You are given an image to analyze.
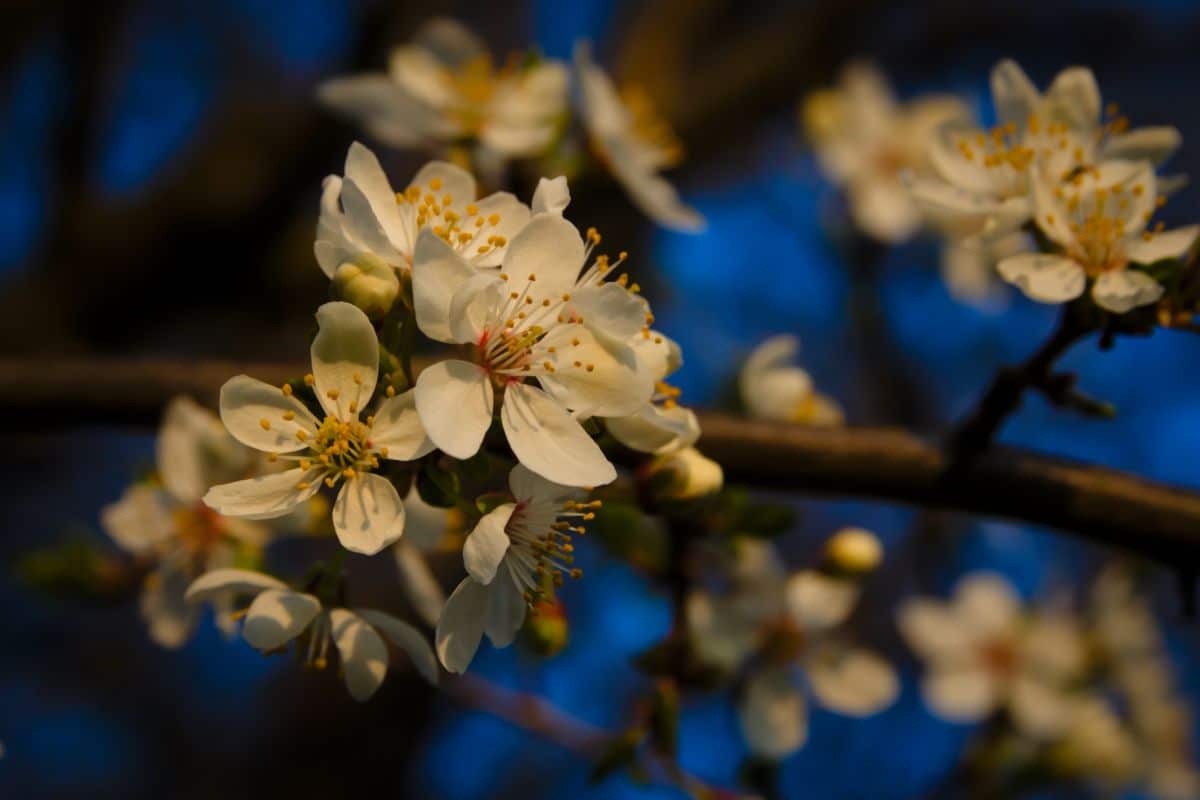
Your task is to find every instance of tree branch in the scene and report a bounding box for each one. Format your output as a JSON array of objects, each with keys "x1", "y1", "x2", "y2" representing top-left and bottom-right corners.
[{"x1": 3, "y1": 357, "x2": 1199, "y2": 565}]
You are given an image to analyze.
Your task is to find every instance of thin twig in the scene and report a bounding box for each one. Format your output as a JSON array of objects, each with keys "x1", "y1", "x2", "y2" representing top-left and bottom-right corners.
[
  {"x1": 949, "y1": 306, "x2": 1094, "y2": 460},
  {"x1": 2, "y1": 357, "x2": 1199, "y2": 565}
]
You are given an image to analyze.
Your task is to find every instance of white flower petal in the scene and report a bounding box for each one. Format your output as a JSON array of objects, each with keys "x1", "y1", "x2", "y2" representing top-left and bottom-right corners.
[
  {"x1": 185, "y1": 567, "x2": 289, "y2": 605},
  {"x1": 329, "y1": 608, "x2": 389, "y2": 701},
  {"x1": 311, "y1": 302, "x2": 379, "y2": 420},
  {"x1": 1125, "y1": 225, "x2": 1199, "y2": 265},
  {"x1": 990, "y1": 59, "x2": 1040, "y2": 128},
  {"x1": 463, "y1": 504, "x2": 515, "y2": 585},
  {"x1": 402, "y1": 485, "x2": 451, "y2": 552},
  {"x1": 569, "y1": 283, "x2": 648, "y2": 345},
  {"x1": 317, "y1": 75, "x2": 440, "y2": 148},
  {"x1": 412, "y1": 17, "x2": 487, "y2": 65},
  {"x1": 507, "y1": 462, "x2": 579, "y2": 507},
  {"x1": 157, "y1": 396, "x2": 246, "y2": 503},
  {"x1": 435, "y1": 577, "x2": 489, "y2": 673},
  {"x1": 1103, "y1": 126, "x2": 1182, "y2": 166},
  {"x1": 393, "y1": 542, "x2": 446, "y2": 627},
  {"x1": 786, "y1": 571, "x2": 858, "y2": 632},
  {"x1": 410, "y1": 160, "x2": 477, "y2": 212},
  {"x1": 997, "y1": 253, "x2": 1086, "y2": 304},
  {"x1": 447, "y1": 273, "x2": 504, "y2": 345},
  {"x1": 414, "y1": 359, "x2": 493, "y2": 459},
  {"x1": 606, "y1": 404, "x2": 700, "y2": 455},
  {"x1": 332, "y1": 473, "x2": 406, "y2": 555},
  {"x1": 897, "y1": 598, "x2": 975, "y2": 665},
  {"x1": 466, "y1": 192, "x2": 532, "y2": 267},
  {"x1": 355, "y1": 608, "x2": 439, "y2": 685},
  {"x1": 1022, "y1": 614, "x2": 1087, "y2": 681},
  {"x1": 606, "y1": 139, "x2": 706, "y2": 232},
  {"x1": 539, "y1": 326, "x2": 651, "y2": 417},
  {"x1": 501, "y1": 382, "x2": 616, "y2": 487},
  {"x1": 203, "y1": 467, "x2": 323, "y2": 520},
  {"x1": 1044, "y1": 66, "x2": 1101, "y2": 130},
  {"x1": 242, "y1": 589, "x2": 322, "y2": 651},
  {"x1": 1092, "y1": 269, "x2": 1164, "y2": 314},
  {"x1": 500, "y1": 214, "x2": 585, "y2": 299},
  {"x1": 954, "y1": 572, "x2": 1021, "y2": 638},
  {"x1": 739, "y1": 667, "x2": 807, "y2": 759},
  {"x1": 849, "y1": 174, "x2": 920, "y2": 244},
  {"x1": 344, "y1": 142, "x2": 410, "y2": 253},
  {"x1": 370, "y1": 389, "x2": 436, "y2": 461},
  {"x1": 1008, "y1": 676, "x2": 1074, "y2": 739},
  {"x1": 922, "y1": 668, "x2": 999, "y2": 723},
  {"x1": 412, "y1": 229, "x2": 479, "y2": 343},
  {"x1": 204, "y1": 465, "x2": 324, "y2": 522},
  {"x1": 483, "y1": 570, "x2": 527, "y2": 648},
  {"x1": 101, "y1": 485, "x2": 175, "y2": 554},
  {"x1": 388, "y1": 45, "x2": 456, "y2": 110},
  {"x1": 141, "y1": 558, "x2": 197, "y2": 649},
  {"x1": 806, "y1": 648, "x2": 899, "y2": 716},
  {"x1": 219, "y1": 375, "x2": 320, "y2": 453},
  {"x1": 532, "y1": 176, "x2": 570, "y2": 215}
]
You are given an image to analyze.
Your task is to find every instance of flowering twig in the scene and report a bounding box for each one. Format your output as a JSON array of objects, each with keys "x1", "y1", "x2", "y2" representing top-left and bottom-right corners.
[
  {"x1": 3, "y1": 357, "x2": 1200, "y2": 565},
  {"x1": 948, "y1": 305, "x2": 1096, "y2": 460},
  {"x1": 443, "y1": 674, "x2": 746, "y2": 799}
]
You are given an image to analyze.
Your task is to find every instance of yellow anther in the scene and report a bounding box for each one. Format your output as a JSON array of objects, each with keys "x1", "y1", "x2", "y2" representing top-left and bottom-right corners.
[
  {"x1": 304, "y1": 374, "x2": 315, "y2": 386},
  {"x1": 281, "y1": 383, "x2": 293, "y2": 396},
  {"x1": 429, "y1": 178, "x2": 443, "y2": 191},
  {"x1": 283, "y1": 411, "x2": 295, "y2": 421},
  {"x1": 466, "y1": 204, "x2": 478, "y2": 216},
  {"x1": 326, "y1": 389, "x2": 340, "y2": 400},
  {"x1": 488, "y1": 213, "x2": 500, "y2": 225},
  {"x1": 260, "y1": 418, "x2": 271, "y2": 431},
  {"x1": 386, "y1": 385, "x2": 396, "y2": 397}
]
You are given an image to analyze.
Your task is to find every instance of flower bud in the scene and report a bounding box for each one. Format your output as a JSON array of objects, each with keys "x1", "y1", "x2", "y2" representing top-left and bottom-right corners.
[
  {"x1": 647, "y1": 447, "x2": 723, "y2": 500},
  {"x1": 825, "y1": 527, "x2": 882, "y2": 574},
  {"x1": 332, "y1": 254, "x2": 399, "y2": 319},
  {"x1": 524, "y1": 598, "x2": 569, "y2": 657}
]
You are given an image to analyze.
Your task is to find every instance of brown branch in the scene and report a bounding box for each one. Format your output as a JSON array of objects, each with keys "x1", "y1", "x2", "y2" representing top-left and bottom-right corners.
[
  {"x1": 3, "y1": 357, "x2": 1200, "y2": 565},
  {"x1": 443, "y1": 674, "x2": 747, "y2": 798}
]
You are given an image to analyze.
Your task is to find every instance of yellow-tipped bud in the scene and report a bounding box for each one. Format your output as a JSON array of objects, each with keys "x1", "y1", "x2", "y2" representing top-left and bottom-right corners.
[
  {"x1": 646, "y1": 447, "x2": 723, "y2": 500},
  {"x1": 825, "y1": 527, "x2": 883, "y2": 574}
]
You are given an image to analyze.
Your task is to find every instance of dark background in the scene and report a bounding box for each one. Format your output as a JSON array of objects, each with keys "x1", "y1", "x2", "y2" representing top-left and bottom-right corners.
[{"x1": 1, "y1": 1, "x2": 1199, "y2": 798}]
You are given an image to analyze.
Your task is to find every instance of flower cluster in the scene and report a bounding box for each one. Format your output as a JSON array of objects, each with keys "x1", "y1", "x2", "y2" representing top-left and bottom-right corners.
[
  {"x1": 899, "y1": 570, "x2": 1200, "y2": 799},
  {"x1": 688, "y1": 531, "x2": 897, "y2": 759},
  {"x1": 102, "y1": 133, "x2": 703, "y2": 694},
  {"x1": 319, "y1": 18, "x2": 704, "y2": 232}
]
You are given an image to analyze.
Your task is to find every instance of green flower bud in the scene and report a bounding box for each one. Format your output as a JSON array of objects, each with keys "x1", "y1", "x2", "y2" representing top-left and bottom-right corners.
[{"x1": 332, "y1": 254, "x2": 399, "y2": 319}]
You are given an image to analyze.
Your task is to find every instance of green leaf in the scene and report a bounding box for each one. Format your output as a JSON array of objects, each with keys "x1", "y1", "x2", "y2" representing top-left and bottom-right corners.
[
  {"x1": 417, "y1": 460, "x2": 461, "y2": 508},
  {"x1": 16, "y1": 536, "x2": 137, "y2": 602},
  {"x1": 474, "y1": 491, "x2": 512, "y2": 516}
]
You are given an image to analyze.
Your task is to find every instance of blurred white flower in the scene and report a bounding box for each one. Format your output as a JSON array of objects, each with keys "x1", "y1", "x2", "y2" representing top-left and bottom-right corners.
[
  {"x1": 939, "y1": 230, "x2": 1030, "y2": 310},
  {"x1": 435, "y1": 465, "x2": 595, "y2": 673},
  {"x1": 187, "y1": 568, "x2": 437, "y2": 700},
  {"x1": 204, "y1": 302, "x2": 435, "y2": 555},
  {"x1": 1050, "y1": 695, "x2": 1141, "y2": 787},
  {"x1": 739, "y1": 335, "x2": 843, "y2": 425},
  {"x1": 101, "y1": 396, "x2": 268, "y2": 649},
  {"x1": 687, "y1": 538, "x2": 897, "y2": 759},
  {"x1": 316, "y1": 143, "x2": 532, "y2": 281},
  {"x1": 411, "y1": 211, "x2": 655, "y2": 487},
  {"x1": 897, "y1": 572, "x2": 1086, "y2": 738},
  {"x1": 804, "y1": 62, "x2": 969, "y2": 243},
  {"x1": 574, "y1": 42, "x2": 704, "y2": 232},
  {"x1": 606, "y1": 332, "x2": 700, "y2": 455},
  {"x1": 911, "y1": 59, "x2": 1182, "y2": 245},
  {"x1": 319, "y1": 18, "x2": 568, "y2": 164},
  {"x1": 997, "y1": 160, "x2": 1197, "y2": 313},
  {"x1": 392, "y1": 485, "x2": 467, "y2": 628}
]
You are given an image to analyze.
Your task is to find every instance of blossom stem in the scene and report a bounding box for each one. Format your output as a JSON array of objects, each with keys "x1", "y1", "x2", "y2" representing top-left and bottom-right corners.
[{"x1": 948, "y1": 305, "x2": 1095, "y2": 462}]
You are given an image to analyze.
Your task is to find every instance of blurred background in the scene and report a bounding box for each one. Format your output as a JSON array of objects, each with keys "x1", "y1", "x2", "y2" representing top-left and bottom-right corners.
[{"x1": 2, "y1": 0, "x2": 1200, "y2": 797}]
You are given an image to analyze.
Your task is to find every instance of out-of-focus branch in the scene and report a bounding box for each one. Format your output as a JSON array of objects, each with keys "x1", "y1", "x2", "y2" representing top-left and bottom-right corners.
[
  {"x1": 2, "y1": 357, "x2": 1200, "y2": 565},
  {"x1": 443, "y1": 674, "x2": 746, "y2": 798}
]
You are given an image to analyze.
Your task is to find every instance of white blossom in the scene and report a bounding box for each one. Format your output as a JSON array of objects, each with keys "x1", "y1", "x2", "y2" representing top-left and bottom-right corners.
[
  {"x1": 804, "y1": 62, "x2": 969, "y2": 243},
  {"x1": 898, "y1": 572, "x2": 1086, "y2": 738},
  {"x1": 687, "y1": 538, "x2": 897, "y2": 759},
  {"x1": 392, "y1": 485, "x2": 463, "y2": 628},
  {"x1": 316, "y1": 143, "x2": 532, "y2": 282},
  {"x1": 411, "y1": 208, "x2": 655, "y2": 487},
  {"x1": 605, "y1": 331, "x2": 700, "y2": 455},
  {"x1": 204, "y1": 302, "x2": 435, "y2": 555},
  {"x1": 319, "y1": 18, "x2": 568, "y2": 164},
  {"x1": 101, "y1": 396, "x2": 270, "y2": 648},
  {"x1": 435, "y1": 465, "x2": 596, "y2": 673},
  {"x1": 186, "y1": 568, "x2": 437, "y2": 700},
  {"x1": 740, "y1": 335, "x2": 843, "y2": 425},
  {"x1": 574, "y1": 42, "x2": 704, "y2": 232},
  {"x1": 997, "y1": 160, "x2": 1197, "y2": 313}
]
